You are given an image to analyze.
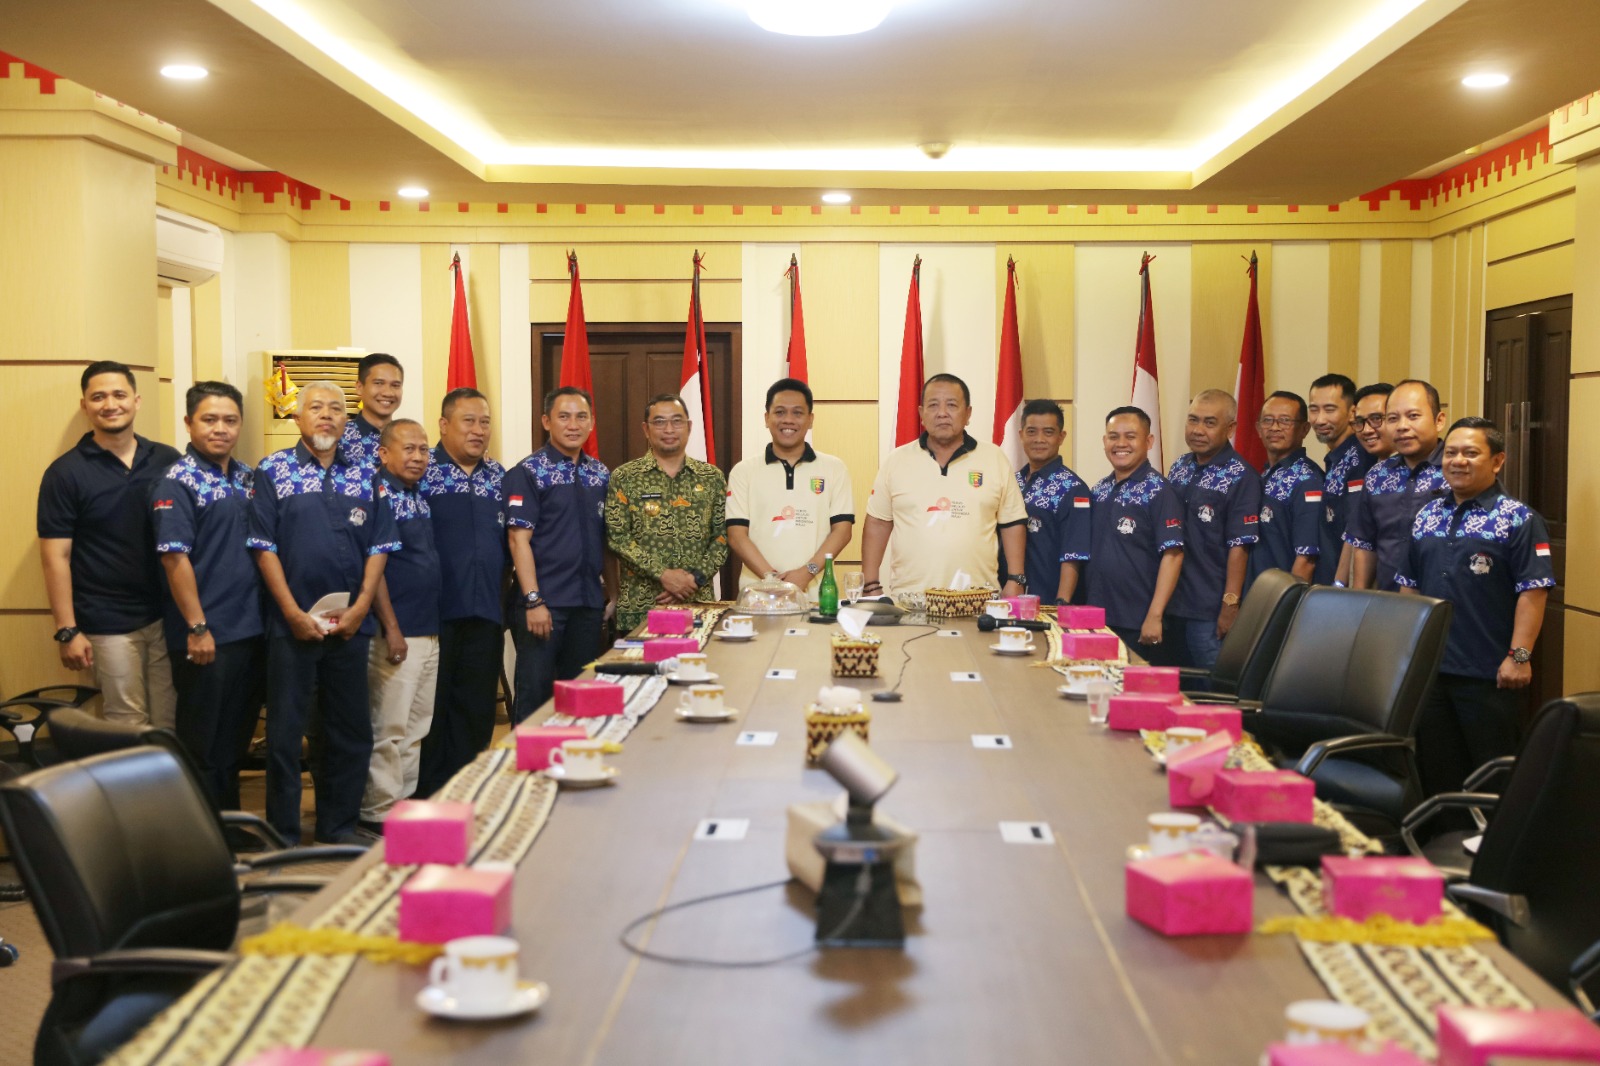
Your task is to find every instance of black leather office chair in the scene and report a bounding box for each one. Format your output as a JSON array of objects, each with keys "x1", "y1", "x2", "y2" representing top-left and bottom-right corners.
[
  {"x1": 1244, "y1": 586, "x2": 1452, "y2": 841},
  {"x1": 1401, "y1": 694, "x2": 1600, "y2": 995},
  {"x1": 0, "y1": 748, "x2": 327, "y2": 1066},
  {"x1": 1179, "y1": 568, "x2": 1307, "y2": 701},
  {"x1": 0, "y1": 686, "x2": 99, "y2": 769}
]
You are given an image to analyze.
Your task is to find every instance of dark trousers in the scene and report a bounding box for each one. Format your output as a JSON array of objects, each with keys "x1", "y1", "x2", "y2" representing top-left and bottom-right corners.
[
  {"x1": 511, "y1": 606, "x2": 605, "y2": 725},
  {"x1": 265, "y1": 634, "x2": 371, "y2": 843},
  {"x1": 418, "y1": 618, "x2": 504, "y2": 795},
  {"x1": 1110, "y1": 620, "x2": 1188, "y2": 668},
  {"x1": 170, "y1": 637, "x2": 264, "y2": 810},
  {"x1": 1416, "y1": 672, "x2": 1526, "y2": 796}
]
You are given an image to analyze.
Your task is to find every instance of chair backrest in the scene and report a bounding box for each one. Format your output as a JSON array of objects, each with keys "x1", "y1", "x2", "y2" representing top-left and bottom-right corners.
[
  {"x1": 48, "y1": 705, "x2": 215, "y2": 808},
  {"x1": 1259, "y1": 587, "x2": 1452, "y2": 736},
  {"x1": 1211, "y1": 569, "x2": 1308, "y2": 699},
  {"x1": 0, "y1": 748, "x2": 240, "y2": 959},
  {"x1": 1469, "y1": 693, "x2": 1600, "y2": 990}
]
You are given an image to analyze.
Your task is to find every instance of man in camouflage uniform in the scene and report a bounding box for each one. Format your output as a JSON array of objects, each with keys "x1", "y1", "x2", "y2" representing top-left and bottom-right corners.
[{"x1": 604, "y1": 394, "x2": 729, "y2": 634}]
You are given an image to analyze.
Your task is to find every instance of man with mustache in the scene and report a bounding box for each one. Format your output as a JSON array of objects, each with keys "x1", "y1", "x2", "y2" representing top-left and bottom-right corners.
[{"x1": 1345, "y1": 379, "x2": 1447, "y2": 591}]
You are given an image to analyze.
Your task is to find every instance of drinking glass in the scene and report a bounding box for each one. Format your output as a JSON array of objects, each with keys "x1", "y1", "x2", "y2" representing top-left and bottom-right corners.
[
  {"x1": 1085, "y1": 680, "x2": 1114, "y2": 725},
  {"x1": 844, "y1": 571, "x2": 865, "y2": 604}
]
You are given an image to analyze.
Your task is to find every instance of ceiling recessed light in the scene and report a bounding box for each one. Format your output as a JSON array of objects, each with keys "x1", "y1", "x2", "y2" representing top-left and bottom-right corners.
[
  {"x1": 821, "y1": 192, "x2": 852, "y2": 205},
  {"x1": 160, "y1": 64, "x2": 209, "y2": 80},
  {"x1": 397, "y1": 186, "x2": 429, "y2": 199},
  {"x1": 1462, "y1": 72, "x2": 1510, "y2": 89},
  {"x1": 748, "y1": 0, "x2": 892, "y2": 37}
]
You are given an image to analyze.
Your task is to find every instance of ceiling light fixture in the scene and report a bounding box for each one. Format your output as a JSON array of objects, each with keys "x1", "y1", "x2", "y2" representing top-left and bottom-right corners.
[
  {"x1": 821, "y1": 192, "x2": 852, "y2": 205},
  {"x1": 1461, "y1": 72, "x2": 1510, "y2": 89},
  {"x1": 160, "y1": 64, "x2": 209, "y2": 80},
  {"x1": 397, "y1": 186, "x2": 429, "y2": 199},
  {"x1": 748, "y1": 0, "x2": 893, "y2": 37}
]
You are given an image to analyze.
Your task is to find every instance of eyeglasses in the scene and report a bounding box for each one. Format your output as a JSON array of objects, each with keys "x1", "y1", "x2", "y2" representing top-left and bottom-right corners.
[
  {"x1": 1257, "y1": 416, "x2": 1304, "y2": 428},
  {"x1": 1356, "y1": 414, "x2": 1386, "y2": 429},
  {"x1": 648, "y1": 417, "x2": 688, "y2": 430}
]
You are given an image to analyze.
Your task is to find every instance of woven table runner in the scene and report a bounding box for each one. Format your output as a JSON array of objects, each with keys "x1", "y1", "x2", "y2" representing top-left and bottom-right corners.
[
  {"x1": 106, "y1": 748, "x2": 555, "y2": 1066},
  {"x1": 1045, "y1": 616, "x2": 1129, "y2": 682}
]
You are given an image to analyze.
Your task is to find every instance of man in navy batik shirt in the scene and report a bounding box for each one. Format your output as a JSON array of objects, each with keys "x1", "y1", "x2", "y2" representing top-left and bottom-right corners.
[
  {"x1": 1013, "y1": 399, "x2": 1091, "y2": 604},
  {"x1": 1249, "y1": 391, "x2": 1322, "y2": 584},
  {"x1": 1345, "y1": 380, "x2": 1447, "y2": 591},
  {"x1": 1306, "y1": 374, "x2": 1377, "y2": 586},
  {"x1": 339, "y1": 352, "x2": 404, "y2": 477}
]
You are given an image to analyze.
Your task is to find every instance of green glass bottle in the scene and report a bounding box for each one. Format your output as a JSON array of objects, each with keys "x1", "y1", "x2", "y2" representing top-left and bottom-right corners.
[{"x1": 817, "y1": 554, "x2": 839, "y2": 618}]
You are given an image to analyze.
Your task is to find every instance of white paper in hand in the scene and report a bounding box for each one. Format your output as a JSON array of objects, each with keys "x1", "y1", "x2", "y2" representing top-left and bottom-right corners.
[
  {"x1": 836, "y1": 606, "x2": 871, "y2": 640},
  {"x1": 308, "y1": 592, "x2": 351, "y2": 633}
]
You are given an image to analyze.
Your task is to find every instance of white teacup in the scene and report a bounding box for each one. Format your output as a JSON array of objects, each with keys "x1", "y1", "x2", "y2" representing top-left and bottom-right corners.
[
  {"x1": 676, "y1": 652, "x2": 710, "y2": 680},
  {"x1": 1065, "y1": 664, "x2": 1103, "y2": 688},
  {"x1": 678, "y1": 683, "x2": 727, "y2": 717},
  {"x1": 548, "y1": 738, "x2": 609, "y2": 780},
  {"x1": 1284, "y1": 1000, "x2": 1370, "y2": 1046},
  {"x1": 429, "y1": 935, "x2": 520, "y2": 1008},
  {"x1": 720, "y1": 615, "x2": 754, "y2": 637},
  {"x1": 998, "y1": 626, "x2": 1035, "y2": 651},
  {"x1": 1147, "y1": 812, "x2": 1202, "y2": 856},
  {"x1": 984, "y1": 599, "x2": 1013, "y2": 619},
  {"x1": 1164, "y1": 726, "x2": 1208, "y2": 755}
]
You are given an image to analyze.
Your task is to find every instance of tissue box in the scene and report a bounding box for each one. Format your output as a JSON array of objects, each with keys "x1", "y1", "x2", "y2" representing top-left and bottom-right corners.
[
  {"x1": 383, "y1": 800, "x2": 473, "y2": 866},
  {"x1": 513, "y1": 724, "x2": 590, "y2": 771},
  {"x1": 1123, "y1": 666, "x2": 1181, "y2": 694},
  {"x1": 1107, "y1": 692, "x2": 1184, "y2": 732},
  {"x1": 804, "y1": 705, "x2": 870, "y2": 766},
  {"x1": 1125, "y1": 851, "x2": 1253, "y2": 936},
  {"x1": 1063, "y1": 633, "x2": 1121, "y2": 660},
  {"x1": 240, "y1": 1052, "x2": 391, "y2": 1066},
  {"x1": 1167, "y1": 732, "x2": 1234, "y2": 808},
  {"x1": 1059, "y1": 605, "x2": 1106, "y2": 629},
  {"x1": 645, "y1": 607, "x2": 694, "y2": 635},
  {"x1": 1167, "y1": 703, "x2": 1243, "y2": 741},
  {"x1": 1211, "y1": 769, "x2": 1315, "y2": 824},
  {"x1": 924, "y1": 586, "x2": 992, "y2": 618},
  {"x1": 1436, "y1": 1006, "x2": 1600, "y2": 1066},
  {"x1": 830, "y1": 633, "x2": 881, "y2": 678},
  {"x1": 553, "y1": 678, "x2": 625, "y2": 717},
  {"x1": 1321, "y1": 856, "x2": 1443, "y2": 924},
  {"x1": 397, "y1": 864, "x2": 513, "y2": 943},
  {"x1": 643, "y1": 637, "x2": 700, "y2": 662},
  {"x1": 1266, "y1": 1044, "x2": 1425, "y2": 1066}
]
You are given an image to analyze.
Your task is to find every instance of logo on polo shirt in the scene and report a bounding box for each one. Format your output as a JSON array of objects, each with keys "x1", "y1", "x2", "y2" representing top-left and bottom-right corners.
[
  {"x1": 1536, "y1": 542, "x2": 1551, "y2": 557},
  {"x1": 1028, "y1": 516, "x2": 1042, "y2": 534},
  {"x1": 349, "y1": 507, "x2": 366, "y2": 527},
  {"x1": 1073, "y1": 496, "x2": 1090, "y2": 509},
  {"x1": 153, "y1": 499, "x2": 174, "y2": 511},
  {"x1": 770, "y1": 505, "x2": 797, "y2": 537},
  {"x1": 968, "y1": 472, "x2": 983, "y2": 488},
  {"x1": 1116, "y1": 517, "x2": 1136, "y2": 535},
  {"x1": 509, "y1": 494, "x2": 524, "y2": 507},
  {"x1": 1242, "y1": 514, "x2": 1258, "y2": 525},
  {"x1": 1326, "y1": 506, "x2": 1335, "y2": 523},
  {"x1": 926, "y1": 497, "x2": 955, "y2": 527},
  {"x1": 811, "y1": 477, "x2": 825, "y2": 494},
  {"x1": 1260, "y1": 505, "x2": 1274, "y2": 524},
  {"x1": 1469, "y1": 552, "x2": 1492, "y2": 575},
  {"x1": 1198, "y1": 504, "x2": 1215, "y2": 524}
]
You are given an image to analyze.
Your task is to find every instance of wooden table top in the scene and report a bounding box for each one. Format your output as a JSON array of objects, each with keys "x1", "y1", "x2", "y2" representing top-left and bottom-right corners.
[{"x1": 303, "y1": 617, "x2": 1567, "y2": 1064}]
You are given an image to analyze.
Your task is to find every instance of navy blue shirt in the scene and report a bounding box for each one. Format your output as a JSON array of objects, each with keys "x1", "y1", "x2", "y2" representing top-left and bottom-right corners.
[
  {"x1": 1014, "y1": 457, "x2": 1092, "y2": 602},
  {"x1": 1314, "y1": 435, "x2": 1376, "y2": 585},
  {"x1": 503, "y1": 443, "x2": 610, "y2": 610},
  {"x1": 1249, "y1": 449, "x2": 1323, "y2": 582},
  {"x1": 151, "y1": 448, "x2": 263, "y2": 650},
  {"x1": 1085, "y1": 462, "x2": 1185, "y2": 631},
  {"x1": 1393, "y1": 488, "x2": 1555, "y2": 679},
  {"x1": 340, "y1": 414, "x2": 384, "y2": 478},
  {"x1": 1344, "y1": 442, "x2": 1447, "y2": 591},
  {"x1": 419, "y1": 446, "x2": 507, "y2": 625},
  {"x1": 376, "y1": 468, "x2": 441, "y2": 637},
  {"x1": 37, "y1": 433, "x2": 183, "y2": 634},
  {"x1": 1166, "y1": 443, "x2": 1261, "y2": 620},
  {"x1": 247, "y1": 441, "x2": 400, "y2": 638}
]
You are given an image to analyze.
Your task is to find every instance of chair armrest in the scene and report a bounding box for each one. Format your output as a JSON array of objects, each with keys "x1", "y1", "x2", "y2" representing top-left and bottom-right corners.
[
  {"x1": 1399, "y1": 792, "x2": 1499, "y2": 857},
  {"x1": 238, "y1": 845, "x2": 367, "y2": 870},
  {"x1": 239, "y1": 875, "x2": 333, "y2": 896},
  {"x1": 14, "y1": 685, "x2": 100, "y2": 707},
  {"x1": 51, "y1": 948, "x2": 232, "y2": 986},
  {"x1": 1182, "y1": 690, "x2": 1240, "y2": 705},
  {"x1": 1463, "y1": 756, "x2": 1516, "y2": 793},
  {"x1": 218, "y1": 810, "x2": 290, "y2": 851},
  {"x1": 1296, "y1": 731, "x2": 1413, "y2": 777},
  {"x1": 1234, "y1": 700, "x2": 1262, "y2": 713},
  {"x1": 0, "y1": 696, "x2": 73, "y2": 719},
  {"x1": 1571, "y1": 937, "x2": 1600, "y2": 1020},
  {"x1": 1447, "y1": 882, "x2": 1529, "y2": 927},
  {"x1": 0, "y1": 705, "x2": 19, "y2": 724}
]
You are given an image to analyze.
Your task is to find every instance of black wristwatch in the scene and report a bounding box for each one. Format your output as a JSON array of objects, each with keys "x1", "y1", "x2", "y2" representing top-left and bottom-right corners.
[
  {"x1": 1509, "y1": 646, "x2": 1532, "y2": 664},
  {"x1": 188, "y1": 622, "x2": 210, "y2": 637},
  {"x1": 1006, "y1": 573, "x2": 1029, "y2": 588},
  {"x1": 53, "y1": 626, "x2": 80, "y2": 644},
  {"x1": 524, "y1": 590, "x2": 545, "y2": 610},
  {"x1": 689, "y1": 570, "x2": 707, "y2": 586}
]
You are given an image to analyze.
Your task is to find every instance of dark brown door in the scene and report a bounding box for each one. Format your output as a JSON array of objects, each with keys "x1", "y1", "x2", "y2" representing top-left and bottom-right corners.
[
  {"x1": 1484, "y1": 297, "x2": 1571, "y2": 713},
  {"x1": 530, "y1": 324, "x2": 744, "y2": 595}
]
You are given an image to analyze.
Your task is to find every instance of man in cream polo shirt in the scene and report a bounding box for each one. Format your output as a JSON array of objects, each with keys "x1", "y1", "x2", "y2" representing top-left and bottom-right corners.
[
  {"x1": 726, "y1": 378, "x2": 855, "y2": 592},
  {"x1": 862, "y1": 374, "x2": 1028, "y2": 597}
]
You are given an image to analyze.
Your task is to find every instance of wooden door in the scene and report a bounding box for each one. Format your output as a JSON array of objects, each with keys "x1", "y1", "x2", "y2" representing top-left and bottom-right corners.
[{"x1": 1484, "y1": 298, "x2": 1571, "y2": 713}]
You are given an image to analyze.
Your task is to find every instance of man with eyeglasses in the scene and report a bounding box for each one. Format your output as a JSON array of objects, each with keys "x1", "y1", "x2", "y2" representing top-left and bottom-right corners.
[
  {"x1": 1345, "y1": 379, "x2": 1448, "y2": 591},
  {"x1": 1249, "y1": 391, "x2": 1322, "y2": 584},
  {"x1": 1165, "y1": 389, "x2": 1260, "y2": 669},
  {"x1": 1307, "y1": 374, "x2": 1376, "y2": 586},
  {"x1": 1353, "y1": 383, "x2": 1395, "y2": 461},
  {"x1": 605, "y1": 394, "x2": 728, "y2": 634}
]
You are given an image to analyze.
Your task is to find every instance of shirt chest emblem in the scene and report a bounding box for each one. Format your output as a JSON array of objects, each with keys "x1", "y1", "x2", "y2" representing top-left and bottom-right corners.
[
  {"x1": 1027, "y1": 516, "x2": 1042, "y2": 534},
  {"x1": 1198, "y1": 504, "x2": 1215, "y2": 524},
  {"x1": 349, "y1": 507, "x2": 366, "y2": 527},
  {"x1": 1326, "y1": 506, "x2": 1335, "y2": 524},
  {"x1": 771, "y1": 505, "x2": 797, "y2": 535},
  {"x1": 1260, "y1": 505, "x2": 1274, "y2": 524},
  {"x1": 1117, "y1": 516, "x2": 1136, "y2": 535},
  {"x1": 811, "y1": 477, "x2": 825, "y2": 494},
  {"x1": 926, "y1": 497, "x2": 958, "y2": 526},
  {"x1": 1469, "y1": 552, "x2": 1492, "y2": 576},
  {"x1": 968, "y1": 471, "x2": 983, "y2": 488}
]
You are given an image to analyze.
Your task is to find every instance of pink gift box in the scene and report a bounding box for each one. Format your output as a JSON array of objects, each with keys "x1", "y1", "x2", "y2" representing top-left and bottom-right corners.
[
  {"x1": 383, "y1": 800, "x2": 473, "y2": 867},
  {"x1": 1062, "y1": 632, "x2": 1120, "y2": 659},
  {"x1": 1125, "y1": 851, "x2": 1253, "y2": 936},
  {"x1": 1123, "y1": 665, "x2": 1181, "y2": 694},
  {"x1": 398, "y1": 864, "x2": 513, "y2": 944},
  {"x1": 1167, "y1": 703, "x2": 1243, "y2": 742},
  {"x1": 1107, "y1": 692, "x2": 1184, "y2": 732},
  {"x1": 241, "y1": 1051, "x2": 391, "y2": 1066},
  {"x1": 1167, "y1": 732, "x2": 1234, "y2": 808},
  {"x1": 553, "y1": 678, "x2": 625, "y2": 717},
  {"x1": 1266, "y1": 1044, "x2": 1425, "y2": 1066},
  {"x1": 514, "y1": 724, "x2": 590, "y2": 771},
  {"x1": 643, "y1": 637, "x2": 700, "y2": 662},
  {"x1": 1211, "y1": 769, "x2": 1315, "y2": 823},
  {"x1": 646, "y1": 608, "x2": 694, "y2": 635},
  {"x1": 1003, "y1": 594, "x2": 1040, "y2": 621},
  {"x1": 1436, "y1": 1006, "x2": 1600, "y2": 1066},
  {"x1": 1059, "y1": 605, "x2": 1105, "y2": 629},
  {"x1": 1321, "y1": 856, "x2": 1443, "y2": 924}
]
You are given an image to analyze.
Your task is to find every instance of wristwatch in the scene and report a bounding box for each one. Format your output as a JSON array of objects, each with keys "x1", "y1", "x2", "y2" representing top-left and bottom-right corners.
[
  {"x1": 1509, "y1": 647, "x2": 1533, "y2": 664},
  {"x1": 53, "y1": 626, "x2": 80, "y2": 644},
  {"x1": 805, "y1": 562, "x2": 821, "y2": 576},
  {"x1": 523, "y1": 590, "x2": 545, "y2": 610},
  {"x1": 1221, "y1": 592, "x2": 1241, "y2": 607},
  {"x1": 187, "y1": 622, "x2": 210, "y2": 637},
  {"x1": 1006, "y1": 573, "x2": 1028, "y2": 588}
]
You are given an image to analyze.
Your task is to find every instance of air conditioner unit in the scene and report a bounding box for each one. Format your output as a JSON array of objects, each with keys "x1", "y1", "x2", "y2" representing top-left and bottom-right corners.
[
  {"x1": 156, "y1": 206, "x2": 224, "y2": 287},
  {"x1": 260, "y1": 350, "x2": 367, "y2": 451}
]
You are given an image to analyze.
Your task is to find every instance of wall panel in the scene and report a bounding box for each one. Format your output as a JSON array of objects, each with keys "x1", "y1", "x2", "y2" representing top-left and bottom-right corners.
[
  {"x1": 802, "y1": 243, "x2": 879, "y2": 402},
  {"x1": 1326, "y1": 241, "x2": 1361, "y2": 379},
  {"x1": 811, "y1": 402, "x2": 878, "y2": 566},
  {"x1": 348, "y1": 242, "x2": 423, "y2": 424},
  {"x1": 739, "y1": 243, "x2": 801, "y2": 454},
  {"x1": 997, "y1": 243, "x2": 1075, "y2": 405},
  {"x1": 1190, "y1": 242, "x2": 1271, "y2": 401},
  {"x1": 1378, "y1": 240, "x2": 1414, "y2": 384},
  {"x1": 1484, "y1": 244, "x2": 1575, "y2": 310},
  {"x1": 289, "y1": 242, "x2": 352, "y2": 350}
]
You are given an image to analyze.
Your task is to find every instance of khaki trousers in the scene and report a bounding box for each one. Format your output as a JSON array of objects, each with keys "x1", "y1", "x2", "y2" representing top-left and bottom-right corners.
[
  {"x1": 87, "y1": 621, "x2": 177, "y2": 729},
  {"x1": 361, "y1": 634, "x2": 440, "y2": 821}
]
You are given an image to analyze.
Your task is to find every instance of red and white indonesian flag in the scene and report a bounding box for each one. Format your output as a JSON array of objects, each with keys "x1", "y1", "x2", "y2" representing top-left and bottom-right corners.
[
  {"x1": 993, "y1": 256, "x2": 1025, "y2": 468},
  {"x1": 1131, "y1": 252, "x2": 1163, "y2": 469},
  {"x1": 681, "y1": 250, "x2": 716, "y2": 463},
  {"x1": 1232, "y1": 250, "x2": 1268, "y2": 471}
]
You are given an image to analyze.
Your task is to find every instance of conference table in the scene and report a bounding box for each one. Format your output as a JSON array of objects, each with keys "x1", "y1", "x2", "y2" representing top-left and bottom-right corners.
[{"x1": 292, "y1": 615, "x2": 1566, "y2": 1064}]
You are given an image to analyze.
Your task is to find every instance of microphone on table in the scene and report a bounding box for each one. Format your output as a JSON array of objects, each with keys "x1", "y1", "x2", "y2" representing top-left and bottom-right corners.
[{"x1": 976, "y1": 614, "x2": 1051, "y2": 633}]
